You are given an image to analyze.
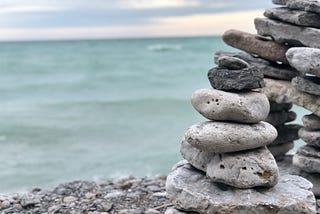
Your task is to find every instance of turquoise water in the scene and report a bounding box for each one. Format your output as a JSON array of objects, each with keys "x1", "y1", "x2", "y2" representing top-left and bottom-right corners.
[{"x1": 0, "y1": 37, "x2": 307, "y2": 192}]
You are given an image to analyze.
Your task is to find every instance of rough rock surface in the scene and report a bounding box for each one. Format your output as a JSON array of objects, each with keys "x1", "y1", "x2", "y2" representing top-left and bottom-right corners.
[
  {"x1": 255, "y1": 18, "x2": 320, "y2": 48},
  {"x1": 264, "y1": 111, "x2": 296, "y2": 126},
  {"x1": 191, "y1": 88, "x2": 269, "y2": 123},
  {"x1": 214, "y1": 51, "x2": 298, "y2": 80},
  {"x1": 207, "y1": 66, "x2": 264, "y2": 90},
  {"x1": 269, "y1": 100, "x2": 292, "y2": 112},
  {"x1": 185, "y1": 121, "x2": 277, "y2": 153},
  {"x1": 273, "y1": 124, "x2": 301, "y2": 145},
  {"x1": 222, "y1": 29, "x2": 289, "y2": 63},
  {"x1": 166, "y1": 162, "x2": 317, "y2": 214},
  {"x1": 273, "y1": 0, "x2": 320, "y2": 14},
  {"x1": 293, "y1": 145, "x2": 320, "y2": 173},
  {"x1": 286, "y1": 47, "x2": 320, "y2": 77},
  {"x1": 299, "y1": 128, "x2": 320, "y2": 147},
  {"x1": 264, "y1": 7, "x2": 320, "y2": 28},
  {"x1": 303, "y1": 114, "x2": 320, "y2": 130},
  {"x1": 268, "y1": 142, "x2": 294, "y2": 158},
  {"x1": 292, "y1": 76, "x2": 320, "y2": 96},
  {"x1": 206, "y1": 147, "x2": 279, "y2": 188},
  {"x1": 261, "y1": 78, "x2": 320, "y2": 117},
  {"x1": 272, "y1": 0, "x2": 287, "y2": 5},
  {"x1": 217, "y1": 56, "x2": 249, "y2": 70}
]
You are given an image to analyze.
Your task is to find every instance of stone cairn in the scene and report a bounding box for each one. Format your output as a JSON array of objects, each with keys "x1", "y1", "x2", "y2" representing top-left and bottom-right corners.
[{"x1": 165, "y1": 0, "x2": 320, "y2": 213}]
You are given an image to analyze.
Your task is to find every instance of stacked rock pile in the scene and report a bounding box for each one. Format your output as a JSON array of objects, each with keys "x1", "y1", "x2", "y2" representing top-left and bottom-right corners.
[{"x1": 165, "y1": 56, "x2": 316, "y2": 213}]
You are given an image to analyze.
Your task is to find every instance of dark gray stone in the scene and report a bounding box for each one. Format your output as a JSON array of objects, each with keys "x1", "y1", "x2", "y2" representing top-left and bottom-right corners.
[
  {"x1": 292, "y1": 76, "x2": 320, "y2": 96},
  {"x1": 272, "y1": 124, "x2": 302, "y2": 145},
  {"x1": 166, "y1": 162, "x2": 317, "y2": 214},
  {"x1": 217, "y1": 56, "x2": 249, "y2": 70},
  {"x1": 207, "y1": 66, "x2": 264, "y2": 91},
  {"x1": 278, "y1": 0, "x2": 320, "y2": 14},
  {"x1": 214, "y1": 51, "x2": 299, "y2": 80},
  {"x1": 269, "y1": 100, "x2": 293, "y2": 112},
  {"x1": 299, "y1": 128, "x2": 320, "y2": 147},
  {"x1": 255, "y1": 18, "x2": 320, "y2": 48},
  {"x1": 268, "y1": 142, "x2": 294, "y2": 159},
  {"x1": 222, "y1": 29, "x2": 289, "y2": 64},
  {"x1": 264, "y1": 7, "x2": 320, "y2": 28},
  {"x1": 293, "y1": 145, "x2": 320, "y2": 173},
  {"x1": 302, "y1": 114, "x2": 320, "y2": 130},
  {"x1": 264, "y1": 111, "x2": 296, "y2": 126}
]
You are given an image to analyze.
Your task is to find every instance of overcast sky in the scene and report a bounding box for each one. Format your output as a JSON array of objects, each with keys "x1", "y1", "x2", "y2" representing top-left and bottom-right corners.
[{"x1": 0, "y1": 0, "x2": 274, "y2": 41}]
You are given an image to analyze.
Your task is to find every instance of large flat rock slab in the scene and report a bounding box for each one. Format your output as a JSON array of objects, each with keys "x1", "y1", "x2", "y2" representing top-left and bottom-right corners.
[
  {"x1": 166, "y1": 162, "x2": 317, "y2": 214},
  {"x1": 261, "y1": 78, "x2": 320, "y2": 117},
  {"x1": 255, "y1": 18, "x2": 320, "y2": 48},
  {"x1": 272, "y1": 0, "x2": 320, "y2": 14},
  {"x1": 222, "y1": 29, "x2": 289, "y2": 63}
]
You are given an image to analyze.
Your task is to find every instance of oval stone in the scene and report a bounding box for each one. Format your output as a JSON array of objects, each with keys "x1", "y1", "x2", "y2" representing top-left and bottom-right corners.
[
  {"x1": 191, "y1": 89, "x2": 270, "y2": 123},
  {"x1": 185, "y1": 121, "x2": 277, "y2": 153}
]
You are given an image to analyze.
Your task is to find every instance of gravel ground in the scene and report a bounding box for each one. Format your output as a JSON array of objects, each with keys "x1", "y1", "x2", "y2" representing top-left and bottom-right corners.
[{"x1": 0, "y1": 175, "x2": 171, "y2": 214}]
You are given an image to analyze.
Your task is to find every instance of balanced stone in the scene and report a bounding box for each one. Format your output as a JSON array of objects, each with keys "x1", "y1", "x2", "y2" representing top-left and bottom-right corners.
[
  {"x1": 222, "y1": 29, "x2": 289, "y2": 63},
  {"x1": 268, "y1": 142, "x2": 294, "y2": 158},
  {"x1": 264, "y1": 7, "x2": 320, "y2": 28},
  {"x1": 272, "y1": 0, "x2": 320, "y2": 14},
  {"x1": 286, "y1": 47, "x2": 320, "y2": 77},
  {"x1": 302, "y1": 114, "x2": 320, "y2": 130},
  {"x1": 262, "y1": 78, "x2": 320, "y2": 117},
  {"x1": 191, "y1": 89, "x2": 269, "y2": 123},
  {"x1": 255, "y1": 18, "x2": 320, "y2": 48},
  {"x1": 292, "y1": 76, "x2": 320, "y2": 96},
  {"x1": 166, "y1": 162, "x2": 317, "y2": 214},
  {"x1": 215, "y1": 51, "x2": 298, "y2": 80},
  {"x1": 273, "y1": 124, "x2": 301, "y2": 145},
  {"x1": 206, "y1": 146, "x2": 279, "y2": 188},
  {"x1": 207, "y1": 67, "x2": 264, "y2": 90},
  {"x1": 293, "y1": 145, "x2": 320, "y2": 173},
  {"x1": 299, "y1": 128, "x2": 320, "y2": 147},
  {"x1": 185, "y1": 121, "x2": 277, "y2": 153},
  {"x1": 217, "y1": 56, "x2": 249, "y2": 70},
  {"x1": 269, "y1": 100, "x2": 292, "y2": 112},
  {"x1": 264, "y1": 111, "x2": 296, "y2": 126}
]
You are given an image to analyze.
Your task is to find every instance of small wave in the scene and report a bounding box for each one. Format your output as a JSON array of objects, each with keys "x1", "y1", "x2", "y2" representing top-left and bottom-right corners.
[{"x1": 147, "y1": 44, "x2": 182, "y2": 52}]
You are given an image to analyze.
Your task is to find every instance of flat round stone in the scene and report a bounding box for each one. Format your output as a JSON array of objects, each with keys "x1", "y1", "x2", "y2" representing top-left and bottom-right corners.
[
  {"x1": 302, "y1": 114, "x2": 320, "y2": 130},
  {"x1": 293, "y1": 145, "x2": 320, "y2": 173},
  {"x1": 185, "y1": 121, "x2": 277, "y2": 153},
  {"x1": 206, "y1": 146, "x2": 279, "y2": 188},
  {"x1": 191, "y1": 89, "x2": 269, "y2": 123},
  {"x1": 299, "y1": 128, "x2": 320, "y2": 147},
  {"x1": 166, "y1": 162, "x2": 316, "y2": 214},
  {"x1": 217, "y1": 56, "x2": 249, "y2": 70}
]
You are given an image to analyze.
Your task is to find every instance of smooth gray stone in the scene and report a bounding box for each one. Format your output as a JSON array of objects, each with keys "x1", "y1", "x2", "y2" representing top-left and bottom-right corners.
[
  {"x1": 269, "y1": 100, "x2": 293, "y2": 112},
  {"x1": 293, "y1": 145, "x2": 320, "y2": 173},
  {"x1": 222, "y1": 29, "x2": 289, "y2": 64},
  {"x1": 287, "y1": 47, "x2": 320, "y2": 77},
  {"x1": 207, "y1": 67, "x2": 264, "y2": 91},
  {"x1": 292, "y1": 76, "x2": 320, "y2": 96},
  {"x1": 277, "y1": 0, "x2": 320, "y2": 14},
  {"x1": 264, "y1": 111, "x2": 296, "y2": 126},
  {"x1": 262, "y1": 78, "x2": 320, "y2": 117},
  {"x1": 191, "y1": 89, "x2": 269, "y2": 123},
  {"x1": 214, "y1": 51, "x2": 299, "y2": 80},
  {"x1": 268, "y1": 142, "x2": 294, "y2": 158},
  {"x1": 299, "y1": 128, "x2": 320, "y2": 147},
  {"x1": 166, "y1": 162, "x2": 317, "y2": 214},
  {"x1": 303, "y1": 114, "x2": 320, "y2": 130},
  {"x1": 217, "y1": 56, "x2": 249, "y2": 70},
  {"x1": 264, "y1": 7, "x2": 320, "y2": 28},
  {"x1": 273, "y1": 124, "x2": 302, "y2": 145},
  {"x1": 255, "y1": 18, "x2": 320, "y2": 48},
  {"x1": 180, "y1": 140, "x2": 212, "y2": 172},
  {"x1": 185, "y1": 121, "x2": 277, "y2": 153},
  {"x1": 206, "y1": 147, "x2": 279, "y2": 188}
]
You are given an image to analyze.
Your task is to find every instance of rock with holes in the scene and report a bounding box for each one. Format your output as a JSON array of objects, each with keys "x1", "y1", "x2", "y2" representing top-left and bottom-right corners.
[
  {"x1": 299, "y1": 128, "x2": 320, "y2": 147},
  {"x1": 185, "y1": 121, "x2": 277, "y2": 153},
  {"x1": 303, "y1": 114, "x2": 320, "y2": 130},
  {"x1": 286, "y1": 48, "x2": 320, "y2": 77},
  {"x1": 292, "y1": 76, "x2": 320, "y2": 96},
  {"x1": 293, "y1": 145, "x2": 320, "y2": 173},
  {"x1": 191, "y1": 89, "x2": 270, "y2": 123},
  {"x1": 207, "y1": 66, "x2": 264, "y2": 91},
  {"x1": 166, "y1": 162, "x2": 317, "y2": 214},
  {"x1": 264, "y1": 111, "x2": 296, "y2": 127},
  {"x1": 206, "y1": 146, "x2": 279, "y2": 188}
]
